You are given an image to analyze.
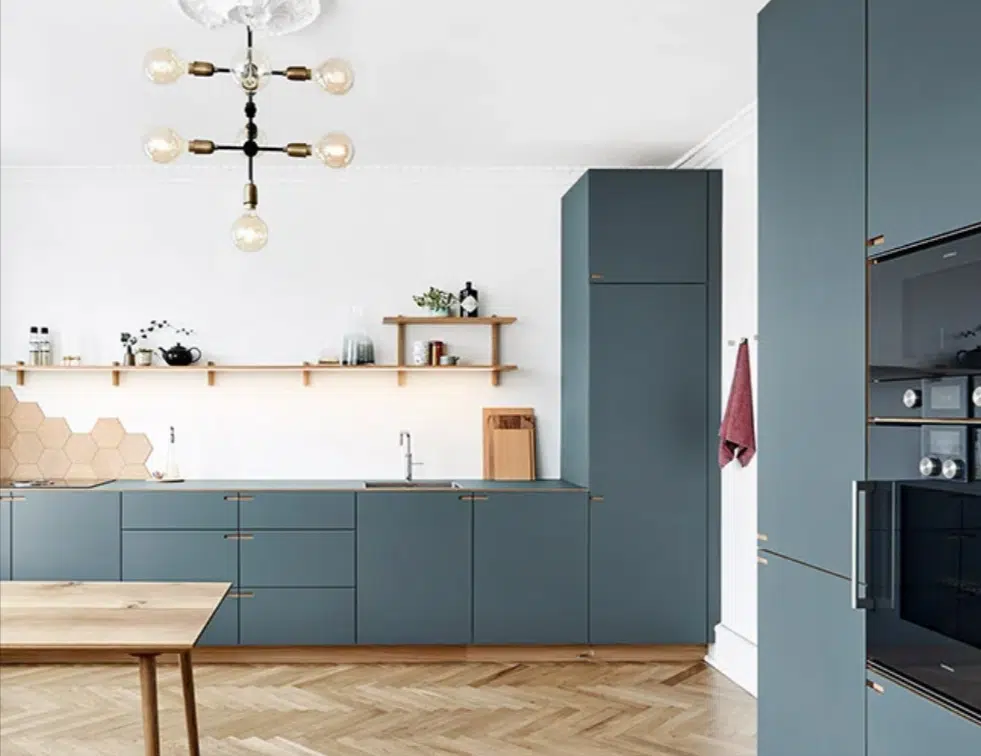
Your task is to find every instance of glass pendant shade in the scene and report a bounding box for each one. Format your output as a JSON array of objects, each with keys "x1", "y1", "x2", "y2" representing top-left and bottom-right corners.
[
  {"x1": 231, "y1": 48, "x2": 272, "y2": 92},
  {"x1": 144, "y1": 48, "x2": 186, "y2": 84},
  {"x1": 314, "y1": 58, "x2": 355, "y2": 94},
  {"x1": 144, "y1": 128, "x2": 186, "y2": 163},
  {"x1": 314, "y1": 132, "x2": 355, "y2": 168},
  {"x1": 232, "y1": 210, "x2": 269, "y2": 252}
]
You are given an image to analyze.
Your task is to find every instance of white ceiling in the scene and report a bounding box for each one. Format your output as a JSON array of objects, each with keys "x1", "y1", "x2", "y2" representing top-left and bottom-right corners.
[{"x1": 0, "y1": 0, "x2": 765, "y2": 167}]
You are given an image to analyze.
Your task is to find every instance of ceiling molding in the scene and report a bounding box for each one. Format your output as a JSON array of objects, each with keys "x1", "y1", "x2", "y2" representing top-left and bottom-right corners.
[{"x1": 671, "y1": 101, "x2": 757, "y2": 170}]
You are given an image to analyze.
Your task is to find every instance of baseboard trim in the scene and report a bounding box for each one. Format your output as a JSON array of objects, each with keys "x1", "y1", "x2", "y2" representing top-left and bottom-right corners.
[
  {"x1": 0, "y1": 644, "x2": 707, "y2": 666},
  {"x1": 705, "y1": 623, "x2": 757, "y2": 697}
]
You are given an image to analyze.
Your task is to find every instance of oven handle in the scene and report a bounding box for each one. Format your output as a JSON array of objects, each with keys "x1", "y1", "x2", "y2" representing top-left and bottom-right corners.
[
  {"x1": 852, "y1": 481, "x2": 873, "y2": 610},
  {"x1": 889, "y1": 486, "x2": 898, "y2": 610}
]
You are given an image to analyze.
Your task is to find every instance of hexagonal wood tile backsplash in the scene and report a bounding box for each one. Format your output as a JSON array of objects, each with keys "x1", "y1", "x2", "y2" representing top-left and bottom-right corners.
[{"x1": 0, "y1": 386, "x2": 152, "y2": 481}]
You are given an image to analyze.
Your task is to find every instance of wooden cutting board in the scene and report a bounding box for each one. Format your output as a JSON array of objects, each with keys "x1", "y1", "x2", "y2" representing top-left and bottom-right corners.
[{"x1": 483, "y1": 407, "x2": 536, "y2": 480}]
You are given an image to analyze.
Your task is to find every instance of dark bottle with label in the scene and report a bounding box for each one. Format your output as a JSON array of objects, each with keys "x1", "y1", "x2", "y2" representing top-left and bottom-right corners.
[{"x1": 459, "y1": 281, "x2": 479, "y2": 318}]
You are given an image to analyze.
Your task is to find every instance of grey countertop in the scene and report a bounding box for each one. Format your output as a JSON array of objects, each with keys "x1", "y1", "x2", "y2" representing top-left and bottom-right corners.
[{"x1": 2, "y1": 479, "x2": 585, "y2": 494}]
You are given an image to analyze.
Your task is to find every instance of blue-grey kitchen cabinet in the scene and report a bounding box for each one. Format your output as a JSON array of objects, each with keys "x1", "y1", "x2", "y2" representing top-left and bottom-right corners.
[
  {"x1": 867, "y1": 0, "x2": 981, "y2": 254},
  {"x1": 758, "y1": 0, "x2": 867, "y2": 579},
  {"x1": 239, "y1": 530, "x2": 355, "y2": 587},
  {"x1": 121, "y1": 529, "x2": 239, "y2": 646},
  {"x1": 357, "y1": 491, "x2": 472, "y2": 645},
  {"x1": 239, "y1": 491, "x2": 355, "y2": 529},
  {"x1": 11, "y1": 491, "x2": 121, "y2": 581},
  {"x1": 758, "y1": 552, "x2": 866, "y2": 756},
  {"x1": 588, "y1": 284, "x2": 709, "y2": 644},
  {"x1": 0, "y1": 496, "x2": 11, "y2": 580},
  {"x1": 239, "y1": 588, "x2": 355, "y2": 646},
  {"x1": 122, "y1": 491, "x2": 237, "y2": 529},
  {"x1": 586, "y1": 170, "x2": 711, "y2": 284},
  {"x1": 472, "y1": 491, "x2": 588, "y2": 644},
  {"x1": 866, "y1": 671, "x2": 981, "y2": 755}
]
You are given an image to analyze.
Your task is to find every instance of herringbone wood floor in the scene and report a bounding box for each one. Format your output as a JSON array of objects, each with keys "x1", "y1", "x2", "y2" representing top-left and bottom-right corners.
[{"x1": 0, "y1": 661, "x2": 756, "y2": 755}]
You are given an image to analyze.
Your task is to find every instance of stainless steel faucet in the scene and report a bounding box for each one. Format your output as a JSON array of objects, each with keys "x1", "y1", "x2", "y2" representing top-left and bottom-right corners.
[{"x1": 400, "y1": 431, "x2": 423, "y2": 481}]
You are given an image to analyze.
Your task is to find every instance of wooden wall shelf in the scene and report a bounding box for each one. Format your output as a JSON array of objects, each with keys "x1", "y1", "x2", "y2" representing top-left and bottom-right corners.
[{"x1": 1, "y1": 362, "x2": 518, "y2": 388}]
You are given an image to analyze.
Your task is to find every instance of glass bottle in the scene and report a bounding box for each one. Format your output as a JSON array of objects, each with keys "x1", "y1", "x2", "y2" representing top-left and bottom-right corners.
[
  {"x1": 28, "y1": 326, "x2": 40, "y2": 366},
  {"x1": 40, "y1": 327, "x2": 52, "y2": 365},
  {"x1": 460, "y1": 281, "x2": 479, "y2": 318},
  {"x1": 165, "y1": 426, "x2": 181, "y2": 480}
]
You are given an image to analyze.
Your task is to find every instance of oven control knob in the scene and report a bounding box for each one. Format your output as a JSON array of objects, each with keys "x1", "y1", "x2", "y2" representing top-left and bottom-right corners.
[
  {"x1": 903, "y1": 389, "x2": 922, "y2": 409},
  {"x1": 973, "y1": 385, "x2": 981, "y2": 408},
  {"x1": 919, "y1": 457, "x2": 942, "y2": 477},
  {"x1": 942, "y1": 458, "x2": 965, "y2": 480}
]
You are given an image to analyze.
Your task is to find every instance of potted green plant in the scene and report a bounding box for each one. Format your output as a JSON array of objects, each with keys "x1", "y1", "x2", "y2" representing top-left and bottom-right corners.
[{"x1": 412, "y1": 287, "x2": 458, "y2": 317}]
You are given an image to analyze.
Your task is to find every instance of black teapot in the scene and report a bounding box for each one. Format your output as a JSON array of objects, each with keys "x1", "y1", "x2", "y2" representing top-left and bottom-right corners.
[
  {"x1": 159, "y1": 343, "x2": 202, "y2": 366},
  {"x1": 956, "y1": 346, "x2": 981, "y2": 369}
]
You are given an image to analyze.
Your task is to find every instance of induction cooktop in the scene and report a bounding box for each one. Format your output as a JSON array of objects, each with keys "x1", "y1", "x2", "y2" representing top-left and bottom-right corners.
[{"x1": 0, "y1": 479, "x2": 115, "y2": 489}]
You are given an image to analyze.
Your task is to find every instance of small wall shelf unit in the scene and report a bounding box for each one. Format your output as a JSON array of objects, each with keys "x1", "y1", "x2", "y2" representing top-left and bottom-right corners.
[{"x1": 1, "y1": 315, "x2": 518, "y2": 388}]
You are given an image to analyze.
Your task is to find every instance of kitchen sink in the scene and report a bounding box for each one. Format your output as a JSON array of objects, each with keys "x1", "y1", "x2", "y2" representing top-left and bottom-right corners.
[{"x1": 363, "y1": 480, "x2": 460, "y2": 489}]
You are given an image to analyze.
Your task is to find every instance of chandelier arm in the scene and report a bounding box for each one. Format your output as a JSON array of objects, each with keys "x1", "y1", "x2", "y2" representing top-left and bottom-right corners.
[
  {"x1": 272, "y1": 67, "x2": 313, "y2": 81},
  {"x1": 213, "y1": 144, "x2": 246, "y2": 152}
]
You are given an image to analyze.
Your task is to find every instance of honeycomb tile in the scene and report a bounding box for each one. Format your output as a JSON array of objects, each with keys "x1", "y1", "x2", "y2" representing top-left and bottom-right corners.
[
  {"x1": 38, "y1": 448, "x2": 71, "y2": 479},
  {"x1": 119, "y1": 434, "x2": 153, "y2": 465},
  {"x1": 90, "y1": 418, "x2": 125, "y2": 448},
  {"x1": 0, "y1": 417, "x2": 15, "y2": 450},
  {"x1": 92, "y1": 447, "x2": 124, "y2": 478},
  {"x1": 65, "y1": 463, "x2": 96, "y2": 480},
  {"x1": 12, "y1": 464, "x2": 41, "y2": 481},
  {"x1": 0, "y1": 386, "x2": 16, "y2": 418},
  {"x1": 65, "y1": 433, "x2": 98, "y2": 464},
  {"x1": 119, "y1": 464, "x2": 150, "y2": 480},
  {"x1": 11, "y1": 433, "x2": 43, "y2": 464},
  {"x1": 10, "y1": 402, "x2": 43, "y2": 432},
  {"x1": 37, "y1": 417, "x2": 71, "y2": 449},
  {"x1": 0, "y1": 449, "x2": 15, "y2": 479}
]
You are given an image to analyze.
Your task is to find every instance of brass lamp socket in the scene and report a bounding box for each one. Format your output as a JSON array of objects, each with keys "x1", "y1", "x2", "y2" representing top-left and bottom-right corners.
[
  {"x1": 188, "y1": 61, "x2": 216, "y2": 77},
  {"x1": 286, "y1": 143, "x2": 313, "y2": 158},
  {"x1": 188, "y1": 140, "x2": 216, "y2": 155},
  {"x1": 285, "y1": 66, "x2": 312, "y2": 81},
  {"x1": 243, "y1": 183, "x2": 259, "y2": 209}
]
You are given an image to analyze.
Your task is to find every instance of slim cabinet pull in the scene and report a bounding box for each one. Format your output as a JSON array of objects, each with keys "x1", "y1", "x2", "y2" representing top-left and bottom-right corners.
[
  {"x1": 228, "y1": 591, "x2": 254, "y2": 599},
  {"x1": 7, "y1": 496, "x2": 26, "y2": 502},
  {"x1": 223, "y1": 533, "x2": 255, "y2": 540},
  {"x1": 867, "y1": 681, "x2": 884, "y2": 694},
  {"x1": 590, "y1": 273, "x2": 604, "y2": 280},
  {"x1": 472, "y1": 495, "x2": 489, "y2": 502},
  {"x1": 590, "y1": 495, "x2": 604, "y2": 503},
  {"x1": 238, "y1": 495, "x2": 254, "y2": 502},
  {"x1": 757, "y1": 556, "x2": 768, "y2": 565},
  {"x1": 458, "y1": 494, "x2": 472, "y2": 501},
  {"x1": 222, "y1": 495, "x2": 238, "y2": 501},
  {"x1": 867, "y1": 235, "x2": 885, "y2": 247}
]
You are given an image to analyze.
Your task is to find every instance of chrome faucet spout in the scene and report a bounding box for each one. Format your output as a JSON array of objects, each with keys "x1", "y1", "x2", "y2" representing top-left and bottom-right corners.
[{"x1": 400, "y1": 431, "x2": 417, "y2": 481}]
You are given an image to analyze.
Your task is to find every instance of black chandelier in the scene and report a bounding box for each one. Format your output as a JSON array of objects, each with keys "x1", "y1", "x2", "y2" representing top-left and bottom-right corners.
[{"x1": 144, "y1": 25, "x2": 354, "y2": 251}]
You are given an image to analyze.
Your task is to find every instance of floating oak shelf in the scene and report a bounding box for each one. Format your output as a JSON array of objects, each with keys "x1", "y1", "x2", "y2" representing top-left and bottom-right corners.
[
  {"x1": 383, "y1": 314, "x2": 518, "y2": 386},
  {"x1": 1, "y1": 362, "x2": 518, "y2": 388}
]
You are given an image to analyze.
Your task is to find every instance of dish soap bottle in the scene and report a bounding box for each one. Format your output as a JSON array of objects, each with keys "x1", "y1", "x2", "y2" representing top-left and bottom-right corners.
[
  {"x1": 459, "y1": 281, "x2": 479, "y2": 318},
  {"x1": 165, "y1": 426, "x2": 181, "y2": 480}
]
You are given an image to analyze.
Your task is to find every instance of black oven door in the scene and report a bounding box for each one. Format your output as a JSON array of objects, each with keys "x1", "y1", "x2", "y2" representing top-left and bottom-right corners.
[
  {"x1": 865, "y1": 480, "x2": 981, "y2": 717},
  {"x1": 868, "y1": 229, "x2": 981, "y2": 381}
]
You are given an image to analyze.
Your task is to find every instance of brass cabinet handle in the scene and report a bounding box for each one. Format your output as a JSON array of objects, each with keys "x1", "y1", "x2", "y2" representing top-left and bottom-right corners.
[
  {"x1": 757, "y1": 556, "x2": 769, "y2": 565},
  {"x1": 757, "y1": 533, "x2": 769, "y2": 542},
  {"x1": 472, "y1": 495, "x2": 489, "y2": 501},
  {"x1": 222, "y1": 495, "x2": 238, "y2": 501},
  {"x1": 227, "y1": 591, "x2": 254, "y2": 599},
  {"x1": 590, "y1": 496, "x2": 604, "y2": 503},
  {"x1": 866, "y1": 680, "x2": 884, "y2": 694},
  {"x1": 223, "y1": 533, "x2": 255, "y2": 540},
  {"x1": 7, "y1": 496, "x2": 26, "y2": 502},
  {"x1": 590, "y1": 273, "x2": 604, "y2": 280},
  {"x1": 238, "y1": 495, "x2": 254, "y2": 502},
  {"x1": 458, "y1": 494, "x2": 472, "y2": 501},
  {"x1": 867, "y1": 235, "x2": 885, "y2": 247}
]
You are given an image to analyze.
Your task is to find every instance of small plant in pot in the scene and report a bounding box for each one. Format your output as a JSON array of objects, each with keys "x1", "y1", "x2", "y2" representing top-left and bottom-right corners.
[{"x1": 412, "y1": 287, "x2": 458, "y2": 317}]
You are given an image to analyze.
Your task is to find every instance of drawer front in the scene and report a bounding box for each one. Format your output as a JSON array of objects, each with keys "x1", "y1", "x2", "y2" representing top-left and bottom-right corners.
[
  {"x1": 122, "y1": 530, "x2": 238, "y2": 583},
  {"x1": 122, "y1": 492, "x2": 237, "y2": 530},
  {"x1": 239, "y1": 491, "x2": 355, "y2": 529},
  {"x1": 0, "y1": 498, "x2": 11, "y2": 580},
  {"x1": 239, "y1": 530, "x2": 354, "y2": 587},
  {"x1": 239, "y1": 588, "x2": 355, "y2": 645}
]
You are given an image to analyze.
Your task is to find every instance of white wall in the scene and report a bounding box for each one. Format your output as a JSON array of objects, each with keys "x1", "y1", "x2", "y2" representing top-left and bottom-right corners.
[
  {"x1": 0, "y1": 165, "x2": 581, "y2": 479},
  {"x1": 677, "y1": 105, "x2": 759, "y2": 695}
]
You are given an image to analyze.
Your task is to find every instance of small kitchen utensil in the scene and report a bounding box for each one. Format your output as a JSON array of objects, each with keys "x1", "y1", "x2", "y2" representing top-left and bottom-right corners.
[{"x1": 158, "y1": 343, "x2": 201, "y2": 366}]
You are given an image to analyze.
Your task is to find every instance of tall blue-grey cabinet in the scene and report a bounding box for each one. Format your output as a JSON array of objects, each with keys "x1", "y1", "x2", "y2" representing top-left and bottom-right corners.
[
  {"x1": 560, "y1": 169, "x2": 721, "y2": 644},
  {"x1": 758, "y1": 0, "x2": 868, "y2": 753},
  {"x1": 867, "y1": 0, "x2": 981, "y2": 254}
]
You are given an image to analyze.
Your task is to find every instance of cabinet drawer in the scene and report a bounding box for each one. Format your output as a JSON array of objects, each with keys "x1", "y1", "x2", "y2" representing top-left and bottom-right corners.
[
  {"x1": 239, "y1": 530, "x2": 354, "y2": 587},
  {"x1": 239, "y1": 588, "x2": 355, "y2": 646},
  {"x1": 123, "y1": 492, "x2": 237, "y2": 529},
  {"x1": 239, "y1": 491, "x2": 354, "y2": 529},
  {"x1": 122, "y1": 530, "x2": 237, "y2": 583}
]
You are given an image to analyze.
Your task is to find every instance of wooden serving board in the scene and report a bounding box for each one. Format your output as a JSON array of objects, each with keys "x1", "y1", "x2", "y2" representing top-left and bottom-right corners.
[{"x1": 483, "y1": 407, "x2": 536, "y2": 480}]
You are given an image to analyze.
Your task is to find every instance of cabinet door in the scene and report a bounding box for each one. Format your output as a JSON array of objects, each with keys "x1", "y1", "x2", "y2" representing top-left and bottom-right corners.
[
  {"x1": 239, "y1": 588, "x2": 355, "y2": 646},
  {"x1": 122, "y1": 530, "x2": 239, "y2": 646},
  {"x1": 12, "y1": 491, "x2": 120, "y2": 581},
  {"x1": 239, "y1": 531, "x2": 354, "y2": 587},
  {"x1": 758, "y1": 552, "x2": 866, "y2": 756},
  {"x1": 758, "y1": 0, "x2": 867, "y2": 577},
  {"x1": 588, "y1": 170, "x2": 708, "y2": 284},
  {"x1": 867, "y1": 672, "x2": 981, "y2": 756},
  {"x1": 473, "y1": 492, "x2": 588, "y2": 644},
  {"x1": 589, "y1": 284, "x2": 708, "y2": 644},
  {"x1": 868, "y1": 0, "x2": 981, "y2": 253},
  {"x1": 357, "y1": 492, "x2": 472, "y2": 645},
  {"x1": 0, "y1": 497, "x2": 11, "y2": 580}
]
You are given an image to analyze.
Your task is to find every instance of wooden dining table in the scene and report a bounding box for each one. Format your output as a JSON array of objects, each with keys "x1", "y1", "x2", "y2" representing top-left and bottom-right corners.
[{"x1": 0, "y1": 580, "x2": 231, "y2": 756}]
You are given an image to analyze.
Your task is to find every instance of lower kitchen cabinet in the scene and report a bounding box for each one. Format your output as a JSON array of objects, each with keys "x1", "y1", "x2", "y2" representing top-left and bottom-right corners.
[
  {"x1": 122, "y1": 529, "x2": 239, "y2": 646},
  {"x1": 239, "y1": 588, "x2": 355, "y2": 646},
  {"x1": 0, "y1": 497, "x2": 11, "y2": 580},
  {"x1": 473, "y1": 491, "x2": 588, "y2": 644},
  {"x1": 11, "y1": 491, "x2": 120, "y2": 581},
  {"x1": 758, "y1": 551, "x2": 866, "y2": 756},
  {"x1": 357, "y1": 492, "x2": 472, "y2": 645},
  {"x1": 867, "y1": 672, "x2": 981, "y2": 756}
]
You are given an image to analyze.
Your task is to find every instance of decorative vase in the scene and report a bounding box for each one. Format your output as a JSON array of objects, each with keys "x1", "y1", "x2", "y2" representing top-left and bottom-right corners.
[{"x1": 427, "y1": 307, "x2": 450, "y2": 317}]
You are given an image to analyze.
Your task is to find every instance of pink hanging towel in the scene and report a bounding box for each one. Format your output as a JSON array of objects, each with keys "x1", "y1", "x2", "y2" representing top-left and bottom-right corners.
[{"x1": 719, "y1": 340, "x2": 756, "y2": 468}]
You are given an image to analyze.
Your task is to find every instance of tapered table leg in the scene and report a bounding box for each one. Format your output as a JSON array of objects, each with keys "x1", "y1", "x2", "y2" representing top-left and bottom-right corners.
[
  {"x1": 179, "y1": 651, "x2": 201, "y2": 756},
  {"x1": 137, "y1": 654, "x2": 161, "y2": 756}
]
